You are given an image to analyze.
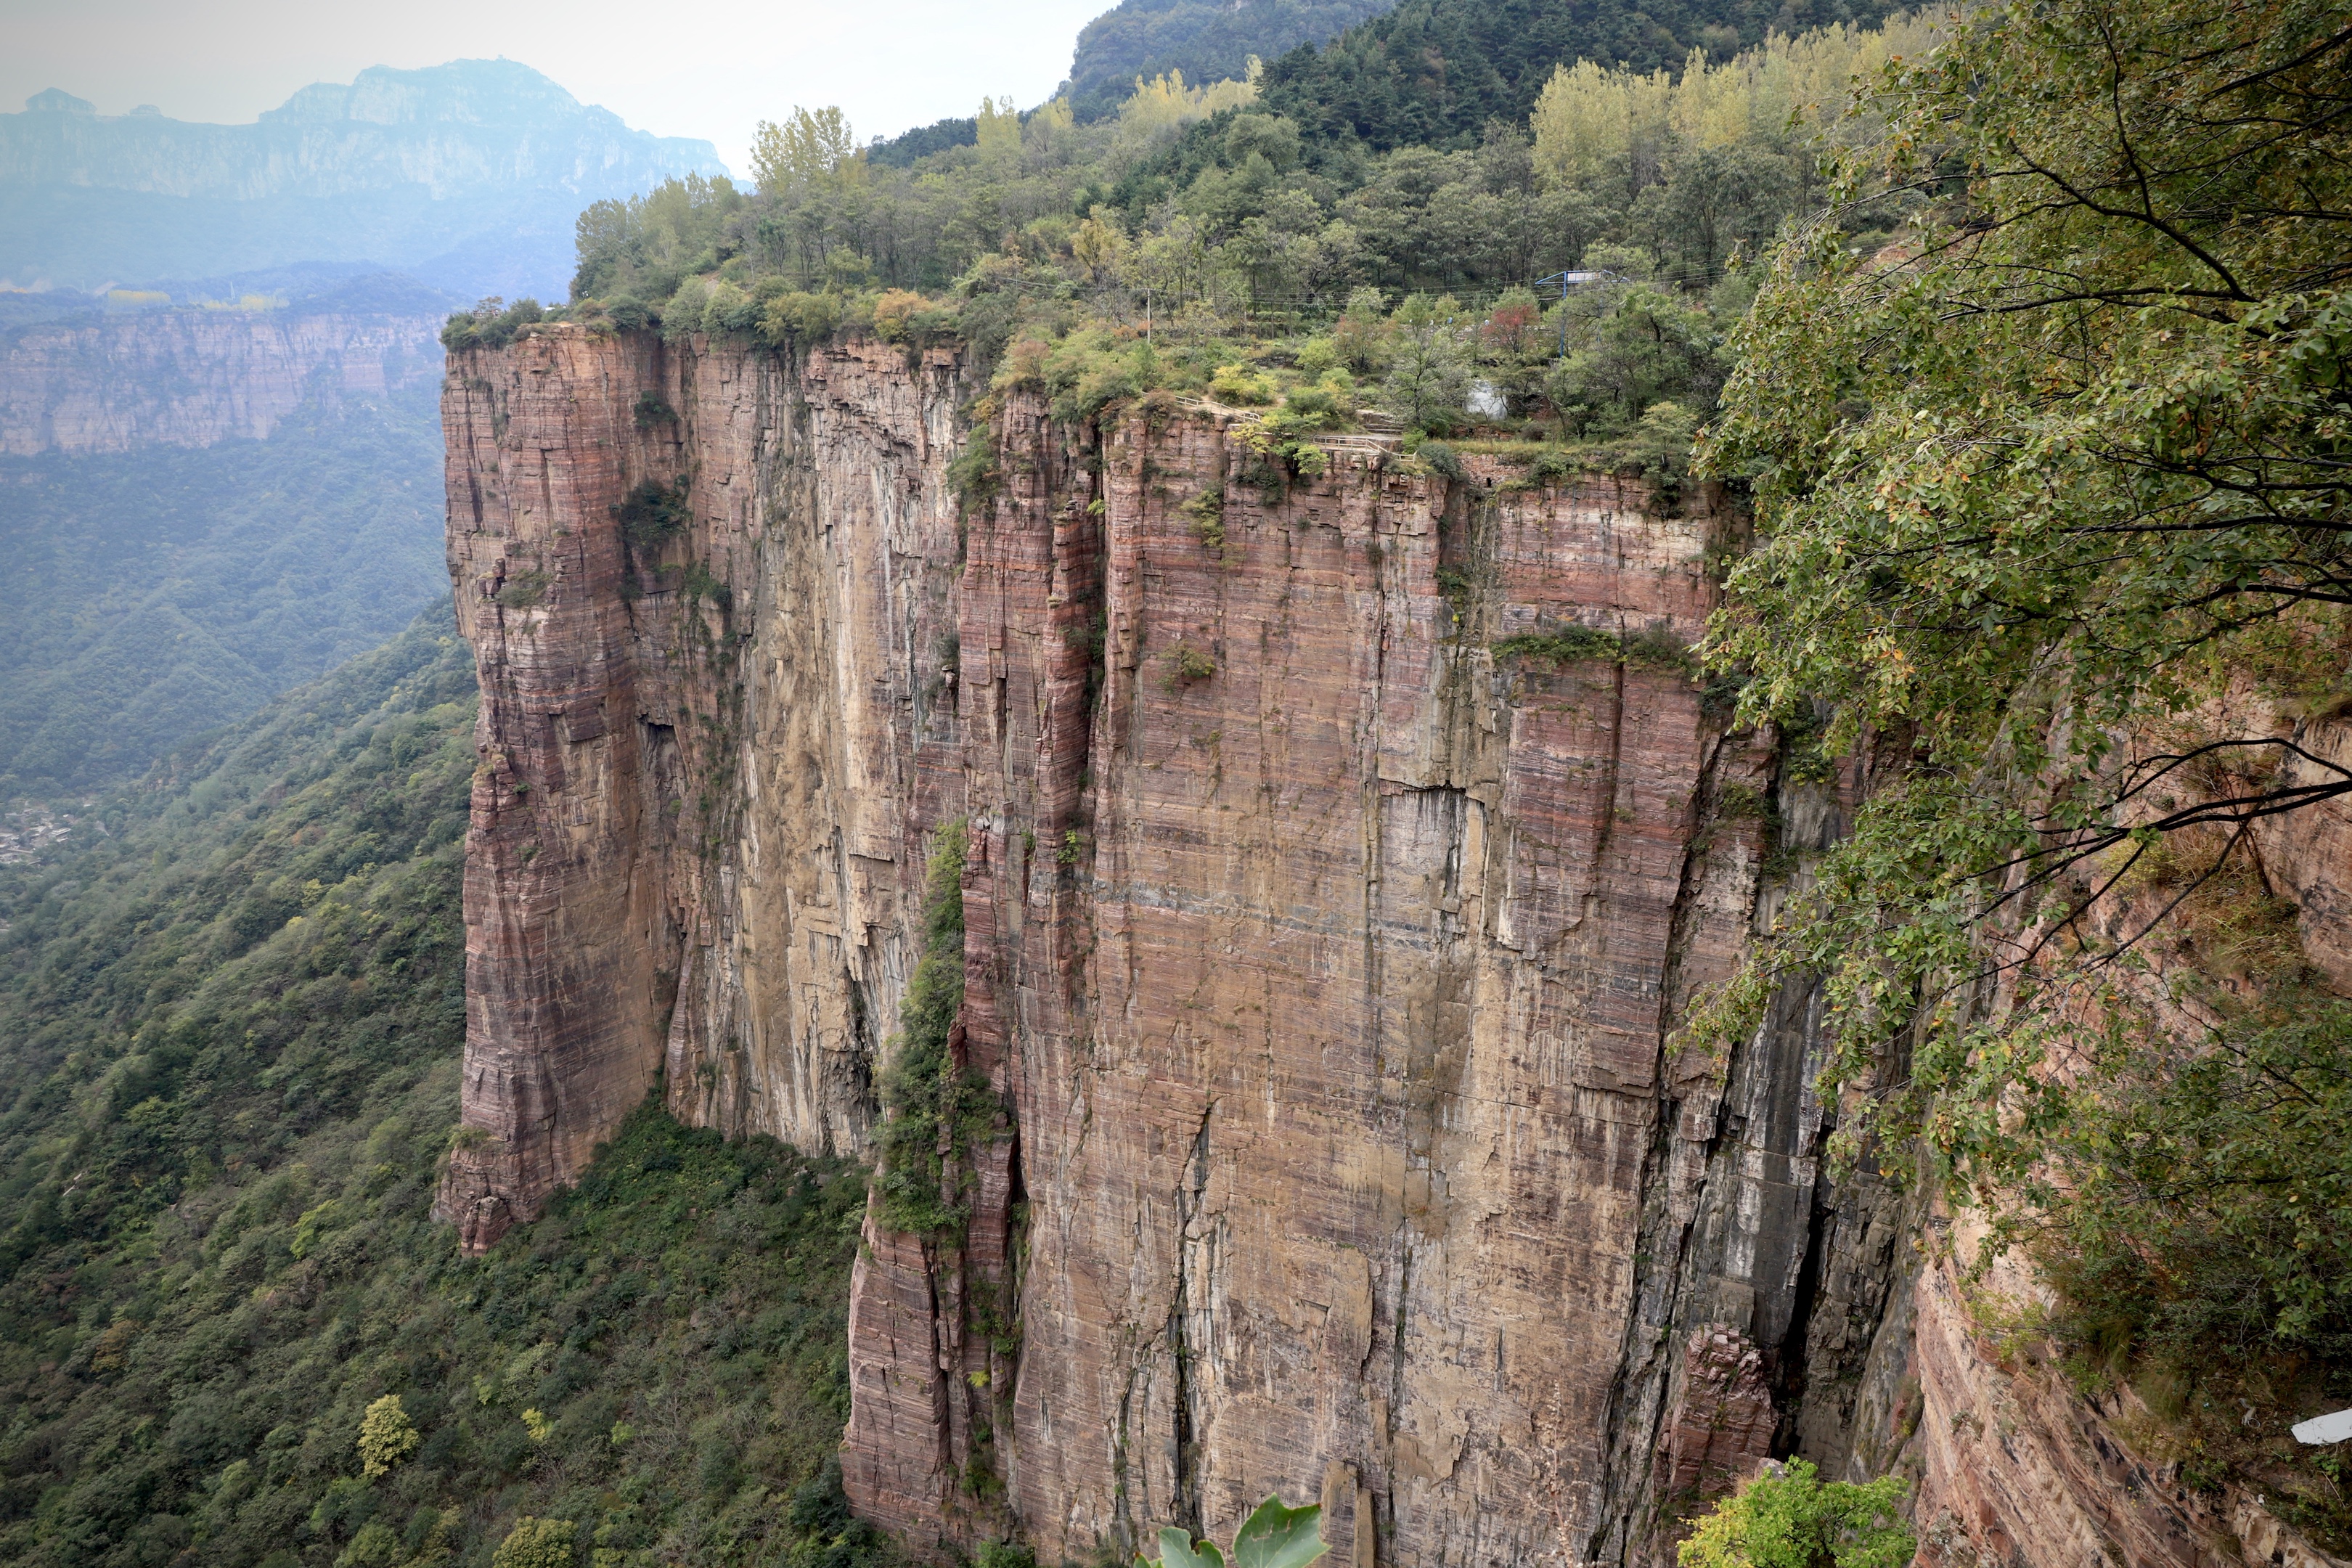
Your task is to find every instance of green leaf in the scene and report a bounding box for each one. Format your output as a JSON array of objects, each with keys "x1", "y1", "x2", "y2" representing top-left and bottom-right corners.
[
  {"x1": 1144, "y1": 1526, "x2": 1225, "y2": 1568},
  {"x1": 1229, "y1": 1498, "x2": 1326, "y2": 1568}
]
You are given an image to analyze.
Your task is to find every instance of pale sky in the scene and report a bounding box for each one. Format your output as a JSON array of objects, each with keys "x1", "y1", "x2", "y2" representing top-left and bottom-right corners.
[{"x1": 1, "y1": 0, "x2": 1112, "y2": 174}]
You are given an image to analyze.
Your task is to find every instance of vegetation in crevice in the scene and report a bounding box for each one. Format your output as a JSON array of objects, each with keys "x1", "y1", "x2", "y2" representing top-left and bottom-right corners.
[
  {"x1": 947, "y1": 430, "x2": 1005, "y2": 511},
  {"x1": 616, "y1": 478, "x2": 693, "y2": 563},
  {"x1": 872, "y1": 823, "x2": 999, "y2": 1240},
  {"x1": 1493, "y1": 621, "x2": 1695, "y2": 674},
  {"x1": 1163, "y1": 643, "x2": 1217, "y2": 691},
  {"x1": 1179, "y1": 486, "x2": 1227, "y2": 555}
]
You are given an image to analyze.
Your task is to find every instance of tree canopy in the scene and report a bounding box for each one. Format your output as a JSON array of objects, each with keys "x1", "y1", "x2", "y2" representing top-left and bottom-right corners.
[
  {"x1": 1697, "y1": 0, "x2": 2352, "y2": 1538},
  {"x1": 1259, "y1": 0, "x2": 1897, "y2": 152}
]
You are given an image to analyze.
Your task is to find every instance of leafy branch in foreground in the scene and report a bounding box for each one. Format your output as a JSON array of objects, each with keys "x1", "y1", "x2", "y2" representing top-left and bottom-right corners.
[
  {"x1": 1689, "y1": 0, "x2": 2352, "y2": 1536},
  {"x1": 1694, "y1": 0, "x2": 2352, "y2": 1189},
  {"x1": 1138, "y1": 1496, "x2": 1326, "y2": 1568}
]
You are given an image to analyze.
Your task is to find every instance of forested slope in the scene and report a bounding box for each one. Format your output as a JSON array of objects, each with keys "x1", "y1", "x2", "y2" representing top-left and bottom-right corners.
[
  {"x1": 1259, "y1": 0, "x2": 1895, "y2": 151},
  {"x1": 1063, "y1": 0, "x2": 1396, "y2": 119},
  {"x1": 0, "y1": 389, "x2": 448, "y2": 796},
  {"x1": 0, "y1": 611, "x2": 878, "y2": 1568}
]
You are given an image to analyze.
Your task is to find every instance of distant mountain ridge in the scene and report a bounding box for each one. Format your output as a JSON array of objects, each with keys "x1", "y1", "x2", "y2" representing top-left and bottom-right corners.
[
  {"x1": 0, "y1": 59, "x2": 729, "y2": 298},
  {"x1": 0, "y1": 270, "x2": 454, "y2": 457}
]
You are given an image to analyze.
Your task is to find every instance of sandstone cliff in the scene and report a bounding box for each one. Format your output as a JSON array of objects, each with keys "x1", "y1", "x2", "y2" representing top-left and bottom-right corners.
[
  {"x1": 436, "y1": 324, "x2": 2338, "y2": 1568},
  {"x1": 0, "y1": 304, "x2": 444, "y2": 455}
]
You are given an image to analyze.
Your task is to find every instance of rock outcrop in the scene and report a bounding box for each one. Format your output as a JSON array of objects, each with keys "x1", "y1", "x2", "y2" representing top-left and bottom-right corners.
[
  {"x1": 434, "y1": 327, "x2": 968, "y2": 1246},
  {"x1": 0, "y1": 305, "x2": 443, "y2": 454},
  {"x1": 436, "y1": 324, "x2": 2335, "y2": 1568}
]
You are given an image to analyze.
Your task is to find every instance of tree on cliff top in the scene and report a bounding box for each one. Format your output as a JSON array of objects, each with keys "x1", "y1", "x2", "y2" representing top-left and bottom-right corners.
[
  {"x1": 547, "y1": 7, "x2": 1937, "y2": 449},
  {"x1": 1701, "y1": 0, "x2": 2352, "y2": 1167},
  {"x1": 1696, "y1": 0, "x2": 2352, "y2": 1537}
]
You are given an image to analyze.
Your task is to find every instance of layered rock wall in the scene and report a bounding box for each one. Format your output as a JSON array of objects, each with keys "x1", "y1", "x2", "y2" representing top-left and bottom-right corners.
[
  {"x1": 0, "y1": 306, "x2": 444, "y2": 454},
  {"x1": 438, "y1": 326, "x2": 2326, "y2": 1567},
  {"x1": 434, "y1": 327, "x2": 963, "y2": 1246}
]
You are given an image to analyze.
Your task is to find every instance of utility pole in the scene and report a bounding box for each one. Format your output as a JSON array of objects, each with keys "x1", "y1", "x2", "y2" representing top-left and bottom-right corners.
[{"x1": 1532, "y1": 270, "x2": 1628, "y2": 359}]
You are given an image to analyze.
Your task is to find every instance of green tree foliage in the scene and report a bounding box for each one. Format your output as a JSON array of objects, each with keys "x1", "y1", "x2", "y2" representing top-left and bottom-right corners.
[
  {"x1": 552, "y1": 9, "x2": 1925, "y2": 441},
  {"x1": 438, "y1": 297, "x2": 546, "y2": 351},
  {"x1": 2048, "y1": 997, "x2": 2352, "y2": 1371},
  {"x1": 1700, "y1": 0, "x2": 2352, "y2": 1181},
  {"x1": 357, "y1": 1396, "x2": 420, "y2": 1479},
  {"x1": 1695, "y1": 0, "x2": 2352, "y2": 1538},
  {"x1": 489, "y1": 1517, "x2": 573, "y2": 1568},
  {"x1": 615, "y1": 478, "x2": 693, "y2": 559},
  {"x1": 1543, "y1": 283, "x2": 1724, "y2": 433},
  {"x1": 1677, "y1": 1460, "x2": 1912, "y2": 1568},
  {"x1": 1527, "y1": 18, "x2": 1935, "y2": 280},
  {"x1": 569, "y1": 174, "x2": 746, "y2": 314},
  {"x1": 867, "y1": 116, "x2": 984, "y2": 170},
  {"x1": 1380, "y1": 293, "x2": 1472, "y2": 430},
  {"x1": 753, "y1": 107, "x2": 866, "y2": 195},
  {"x1": 0, "y1": 390, "x2": 446, "y2": 796},
  {"x1": 1066, "y1": 0, "x2": 1394, "y2": 122},
  {"x1": 1258, "y1": 0, "x2": 1894, "y2": 154},
  {"x1": 0, "y1": 611, "x2": 884, "y2": 1568}
]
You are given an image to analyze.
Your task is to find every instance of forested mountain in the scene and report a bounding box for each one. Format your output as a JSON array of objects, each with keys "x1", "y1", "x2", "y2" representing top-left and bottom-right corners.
[
  {"x1": 0, "y1": 61, "x2": 727, "y2": 298},
  {"x1": 1259, "y1": 0, "x2": 1898, "y2": 150},
  {"x1": 0, "y1": 611, "x2": 877, "y2": 1568},
  {"x1": 1063, "y1": 0, "x2": 1397, "y2": 120},
  {"x1": 0, "y1": 389, "x2": 446, "y2": 796}
]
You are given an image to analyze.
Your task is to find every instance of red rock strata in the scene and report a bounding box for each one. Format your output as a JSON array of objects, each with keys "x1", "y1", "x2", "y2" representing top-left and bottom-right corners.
[{"x1": 438, "y1": 324, "x2": 2340, "y2": 1568}]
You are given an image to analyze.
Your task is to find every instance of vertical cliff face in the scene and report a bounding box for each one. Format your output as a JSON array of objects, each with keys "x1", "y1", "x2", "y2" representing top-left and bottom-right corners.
[
  {"x1": 440, "y1": 327, "x2": 2314, "y2": 1567},
  {"x1": 435, "y1": 327, "x2": 965, "y2": 1247},
  {"x1": 840, "y1": 394, "x2": 1826, "y2": 1568},
  {"x1": 0, "y1": 306, "x2": 445, "y2": 455}
]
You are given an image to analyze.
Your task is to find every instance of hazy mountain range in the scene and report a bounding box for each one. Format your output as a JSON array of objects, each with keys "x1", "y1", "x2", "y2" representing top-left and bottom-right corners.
[{"x1": 0, "y1": 59, "x2": 728, "y2": 300}]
